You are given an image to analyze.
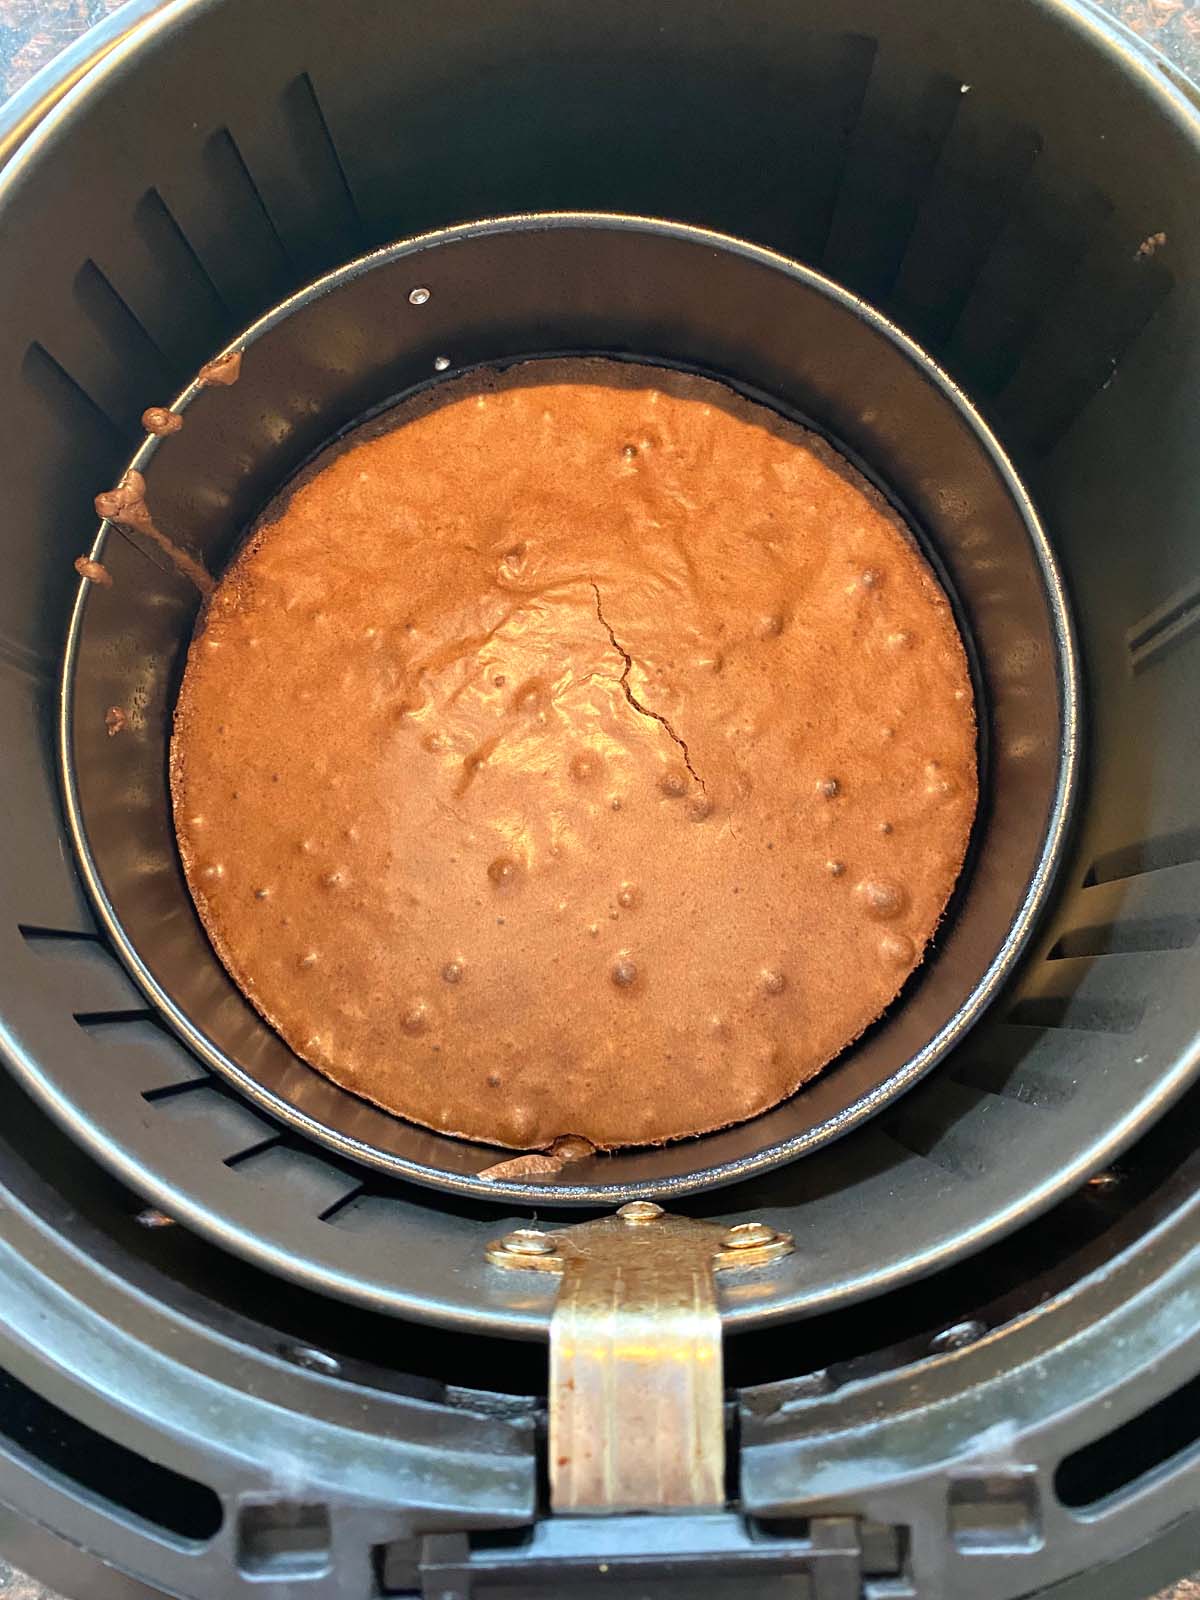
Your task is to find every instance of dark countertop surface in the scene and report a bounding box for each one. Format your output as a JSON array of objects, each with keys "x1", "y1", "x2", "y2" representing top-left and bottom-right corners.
[{"x1": 0, "y1": 1, "x2": 1197, "y2": 1598}]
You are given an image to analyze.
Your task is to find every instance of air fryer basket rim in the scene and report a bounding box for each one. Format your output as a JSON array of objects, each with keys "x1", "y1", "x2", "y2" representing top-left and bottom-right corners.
[
  {"x1": 0, "y1": 0, "x2": 1194, "y2": 1343},
  {"x1": 59, "y1": 211, "x2": 1080, "y2": 1205},
  {"x1": 5, "y1": 0, "x2": 1199, "y2": 197}
]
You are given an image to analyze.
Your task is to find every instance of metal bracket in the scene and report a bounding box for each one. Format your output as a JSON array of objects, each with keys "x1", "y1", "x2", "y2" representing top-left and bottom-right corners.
[{"x1": 487, "y1": 1202, "x2": 793, "y2": 1513}]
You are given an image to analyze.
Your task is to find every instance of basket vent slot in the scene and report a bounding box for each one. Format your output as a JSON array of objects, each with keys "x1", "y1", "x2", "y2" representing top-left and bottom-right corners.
[
  {"x1": 18, "y1": 924, "x2": 100, "y2": 944},
  {"x1": 0, "y1": 1364, "x2": 222, "y2": 1542},
  {"x1": 143, "y1": 128, "x2": 297, "y2": 335},
  {"x1": 1126, "y1": 577, "x2": 1200, "y2": 674},
  {"x1": 74, "y1": 1006, "x2": 159, "y2": 1029},
  {"x1": 821, "y1": 58, "x2": 963, "y2": 304},
  {"x1": 880, "y1": 1079, "x2": 1044, "y2": 1179},
  {"x1": 945, "y1": 171, "x2": 1110, "y2": 399},
  {"x1": 68, "y1": 260, "x2": 174, "y2": 433},
  {"x1": 776, "y1": 32, "x2": 879, "y2": 264},
  {"x1": 994, "y1": 224, "x2": 1173, "y2": 456},
  {"x1": 950, "y1": 1034, "x2": 1081, "y2": 1109},
  {"x1": 114, "y1": 188, "x2": 230, "y2": 368},
  {"x1": 887, "y1": 102, "x2": 1042, "y2": 350},
  {"x1": 14, "y1": 340, "x2": 131, "y2": 663},
  {"x1": 142, "y1": 1078, "x2": 276, "y2": 1161},
  {"x1": 222, "y1": 1139, "x2": 364, "y2": 1222},
  {"x1": 140, "y1": 1076, "x2": 213, "y2": 1103},
  {"x1": 1083, "y1": 830, "x2": 1200, "y2": 887},
  {"x1": 232, "y1": 71, "x2": 364, "y2": 278},
  {"x1": 223, "y1": 1133, "x2": 285, "y2": 1169},
  {"x1": 1056, "y1": 1370, "x2": 1200, "y2": 1509},
  {"x1": 287, "y1": 72, "x2": 364, "y2": 237},
  {"x1": 1048, "y1": 917, "x2": 1199, "y2": 960},
  {"x1": 0, "y1": 632, "x2": 52, "y2": 685},
  {"x1": 1005, "y1": 994, "x2": 1144, "y2": 1034},
  {"x1": 23, "y1": 339, "x2": 130, "y2": 446}
]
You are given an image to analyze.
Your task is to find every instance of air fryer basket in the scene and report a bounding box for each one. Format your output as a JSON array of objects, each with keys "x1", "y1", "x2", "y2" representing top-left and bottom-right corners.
[
  {"x1": 61, "y1": 214, "x2": 1076, "y2": 1203},
  {"x1": 0, "y1": 0, "x2": 1197, "y2": 1344}
]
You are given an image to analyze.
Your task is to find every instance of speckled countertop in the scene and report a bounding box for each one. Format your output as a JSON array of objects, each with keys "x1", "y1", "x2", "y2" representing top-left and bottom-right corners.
[
  {"x1": 1120, "y1": 0, "x2": 1200, "y2": 66},
  {"x1": 0, "y1": 0, "x2": 123, "y2": 99},
  {"x1": 0, "y1": 1, "x2": 1198, "y2": 1598},
  {"x1": 1, "y1": 0, "x2": 1197, "y2": 138}
]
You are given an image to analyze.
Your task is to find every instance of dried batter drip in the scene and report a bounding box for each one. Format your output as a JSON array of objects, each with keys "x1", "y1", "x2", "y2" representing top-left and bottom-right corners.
[{"x1": 171, "y1": 359, "x2": 977, "y2": 1151}]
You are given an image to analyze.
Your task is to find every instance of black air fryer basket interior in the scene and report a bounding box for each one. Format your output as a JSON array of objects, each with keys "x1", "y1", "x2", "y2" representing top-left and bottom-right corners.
[
  {"x1": 60, "y1": 213, "x2": 1078, "y2": 1207},
  {"x1": 0, "y1": 0, "x2": 1198, "y2": 1374}
]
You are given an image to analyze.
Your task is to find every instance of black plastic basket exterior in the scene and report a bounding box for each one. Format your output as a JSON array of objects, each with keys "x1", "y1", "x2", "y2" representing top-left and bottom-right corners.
[{"x1": 0, "y1": 2, "x2": 1198, "y2": 1597}]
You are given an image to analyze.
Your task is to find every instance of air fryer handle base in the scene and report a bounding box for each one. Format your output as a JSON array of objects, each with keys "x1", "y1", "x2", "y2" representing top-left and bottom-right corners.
[
  {"x1": 414, "y1": 1512, "x2": 878, "y2": 1597},
  {"x1": 486, "y1": 1204, "x2": 793, "y2": 1512}
]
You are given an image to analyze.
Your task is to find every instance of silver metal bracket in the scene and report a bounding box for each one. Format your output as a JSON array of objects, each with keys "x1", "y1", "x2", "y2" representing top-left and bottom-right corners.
[{"x1": 487, "y1": 1202, "x2": 793, "y2": 1513}]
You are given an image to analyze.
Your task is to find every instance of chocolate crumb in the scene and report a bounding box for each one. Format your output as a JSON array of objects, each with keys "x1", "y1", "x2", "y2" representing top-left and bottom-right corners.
[
  {"x1": 479, "y1": 1133, "x2": 595, "y2": 1180},
  {"x1": 142, "y1": 406, "x2": 184, "y2": 436},
  {"x1": 478, "y1": 1151, "x2": 566, "y2": 1180},
  {"x1": 74, "y1": 556, "x2": 112, "y2": 587},
  {"x1": 548, "y1": 1134, "x2": 596, "y2": 1164},
  {"x1": 197, "y1": 350, "x2": 242, "y2": 388},
  {"x1": 105, "y1": 706, "x2": 128, "y2": 737}
]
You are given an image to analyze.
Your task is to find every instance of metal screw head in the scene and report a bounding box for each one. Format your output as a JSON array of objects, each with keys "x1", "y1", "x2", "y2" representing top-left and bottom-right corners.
[
  {"x1": 1087, "y1": 1168, "x2": 1122, "y2": 1192},
  {"x1": 617, "y1": 1201, "x2": 664, "y2": 1224},
  {"x1": 721, "y1": 1221, "x2": 778, "y2": 1249},
  {"x1": 135, "y1": 1207, "x2": 175, "y2": 1229},
  {"x1": 502, "y1": 1228, "x2": 556, "y2": 1256},
  {"x1": 408, "y1": 286, "x2": 431, "y2": 306},
  {"x1": 929, "y1": 1319, "x2": 987, "y2": 1354},
  {"x1": 281, "y1": 1343, "x2": 341, "y2": 1376}
]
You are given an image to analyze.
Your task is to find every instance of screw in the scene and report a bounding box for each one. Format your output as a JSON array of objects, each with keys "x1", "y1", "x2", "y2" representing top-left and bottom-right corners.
[
  {"x1": 135, "y1": 1207, "x2": 176, "y2": 1229},
  {"x1": 281, "y1": 1343, "x2": 342, "y2": 1376},
  {"x1": 408, "y1": 286, "x2": 431, "y2": 306},
  {"x1": 502, "y1": 1228, "x2": 556, "y2": 1256},
  {"x1": 1087, "y1": 1168, "x2": 1122, "y2": 1192},
  {"x1": 929, "y1": 1319, "x2": 987, "y2": 1354},
  {"x1": 722, "y1": 1221, "x2": 778, "y2": 1250},
  {"x1": 617, "y1": 1201, "x2": 664, "y2": 1224}
]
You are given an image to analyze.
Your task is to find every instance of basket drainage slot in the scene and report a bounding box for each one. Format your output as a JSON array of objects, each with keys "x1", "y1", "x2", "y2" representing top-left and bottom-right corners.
[
  {"x1": 1083, "y1": 829, "x2": 1200, "y2": 887},
  {"x1": 1055, "y1": 1370, "x2": 1200, "y2": 1509},
  {"x1": 0, "y1": 1363, "x2": 221, "y2": 1541}
]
